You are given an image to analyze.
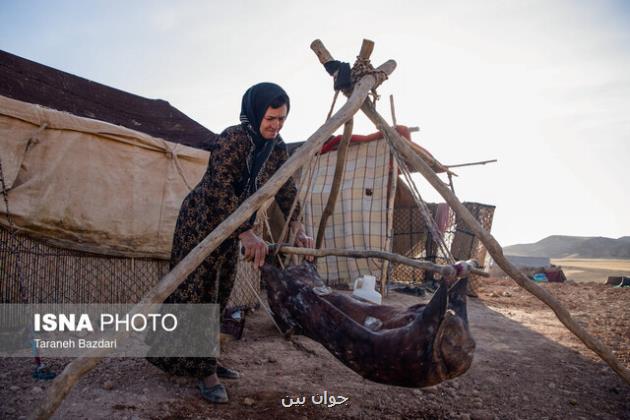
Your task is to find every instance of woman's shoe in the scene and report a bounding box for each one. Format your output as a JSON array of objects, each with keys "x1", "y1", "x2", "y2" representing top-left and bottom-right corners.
[
  {"x1": 198, "y1": 381, "x2": 229, "y2": 404},
  {"x1": 217, "y1": 365, "x2": 240, "y2": 380}
]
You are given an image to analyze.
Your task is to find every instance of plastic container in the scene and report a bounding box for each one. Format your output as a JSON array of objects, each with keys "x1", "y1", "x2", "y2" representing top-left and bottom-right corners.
[
  {"x1": 532, "y1": 273, "x2": 548, "y2": 282},
  {"x1": 352, "y1": 274, "x2": 382, "y2": 304}
]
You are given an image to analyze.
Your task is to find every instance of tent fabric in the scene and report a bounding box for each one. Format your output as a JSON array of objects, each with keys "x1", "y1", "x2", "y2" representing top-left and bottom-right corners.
[
  {"x1": 0, "y1": 50, "x2": 217, "y2": 150},
  {"x1": 0, "y1": 95, "x2": 208, "y2": 258},
  {"x1": 295, "y1": 125, "x2": 448, "y2": 174},
  {"x1": 545, "y1": 267, "x2": 567, "y2": 283},
  {"x1": 303, "y1": 138, "x2": 396, "y2": 285}
]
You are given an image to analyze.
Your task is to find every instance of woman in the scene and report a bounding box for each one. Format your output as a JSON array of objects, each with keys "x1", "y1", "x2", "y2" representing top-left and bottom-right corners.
[{"x1": 148, "y1": 82, "x2": 313, "y2": 403}]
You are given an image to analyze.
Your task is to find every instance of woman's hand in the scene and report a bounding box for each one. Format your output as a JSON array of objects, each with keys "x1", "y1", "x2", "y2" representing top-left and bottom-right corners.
[
  {"x1": 238, "y1": 229, "x2": 268, "y2": 268},
  {"x1": 291, "y1": 222, "x2": 314, "y2": 261}
]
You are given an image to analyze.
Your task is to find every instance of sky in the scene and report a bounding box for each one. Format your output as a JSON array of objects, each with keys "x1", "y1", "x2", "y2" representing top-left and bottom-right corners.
[{"x1": 1, "y1": 0, "x2": 628, "y2": 246}]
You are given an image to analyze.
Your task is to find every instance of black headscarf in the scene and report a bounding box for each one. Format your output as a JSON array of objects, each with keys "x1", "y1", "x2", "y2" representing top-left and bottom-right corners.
[
  {"x1": 239, "y1": 82, "x2": 290, "y2": 196},
  {"x1": 240, "y1": 82, "x2": 290, "y2": 140}
]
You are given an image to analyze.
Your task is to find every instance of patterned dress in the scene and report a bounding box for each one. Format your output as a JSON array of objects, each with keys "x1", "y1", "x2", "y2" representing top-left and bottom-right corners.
[{"x1": 148, "y1": 124, "x2": 300, "y2": 377}]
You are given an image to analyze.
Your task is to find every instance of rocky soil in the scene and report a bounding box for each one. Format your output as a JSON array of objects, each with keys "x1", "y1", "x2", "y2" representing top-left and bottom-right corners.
[{"x1": 0, "y1": 278, "x2": 628, "y2": 419}]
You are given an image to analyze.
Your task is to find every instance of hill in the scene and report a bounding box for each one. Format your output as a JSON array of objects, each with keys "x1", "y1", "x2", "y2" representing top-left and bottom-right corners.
[{"x1": 503, "y1": 235, "x2": 630, "y2": 259}]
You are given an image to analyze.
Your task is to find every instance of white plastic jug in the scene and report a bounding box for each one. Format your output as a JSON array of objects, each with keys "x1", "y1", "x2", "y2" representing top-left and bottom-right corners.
[{"x1": 352, "y1": 274, "x2": 382, "y2": 304}]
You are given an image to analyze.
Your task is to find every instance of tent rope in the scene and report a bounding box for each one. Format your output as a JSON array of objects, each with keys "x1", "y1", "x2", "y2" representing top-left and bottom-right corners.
[
  {"x1": 383, "y1": 131, "x2": 455, "y2": 264},
  {"x1": 162, "y1": 142, "x2": 194, "y2": 192},
  {"x1": 325, "y1": 90, "x2": 340, "y2": 122},
  {"x1": 274, "y1": 152, "x2": 321, "y2": 266},
  {"x1": 287, "y1": 152, "x2": 323, "y2": 267}
]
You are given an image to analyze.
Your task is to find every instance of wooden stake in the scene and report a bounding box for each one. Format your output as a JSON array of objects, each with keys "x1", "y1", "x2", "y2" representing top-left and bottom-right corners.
[
  {"x1": 359, "y1": 99, "x2": 630, "y2": 386},
  {"x1": 272, "y1": 245, "x2": 489, "y2": 278},
  {"x1": 315, "y1": 118, "x2": 353, "y2": 249},
  {"x1": 30, "y1": 56, "x2": 398, "y2": 420}
]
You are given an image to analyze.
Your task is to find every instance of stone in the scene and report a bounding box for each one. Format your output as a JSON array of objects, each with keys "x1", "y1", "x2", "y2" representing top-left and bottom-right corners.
[
  {"x1": 9, "y1": 385, "x2": 20, "y2": 392},
  {"x1": 243, "y1": 397, "x2": 255, "y2": 406},
  {"x1": 102, "y1": 380, "x2": 114, "y2": 390},
  {"x1": 423, "y1": 386, "x2": 439, "y2": 394},
  {"x1": 32, "y1": 386, "x2": 43, "y2": 394},
  {"x1": 267, "y1": 357, "x2": 278, "y2": 363}
]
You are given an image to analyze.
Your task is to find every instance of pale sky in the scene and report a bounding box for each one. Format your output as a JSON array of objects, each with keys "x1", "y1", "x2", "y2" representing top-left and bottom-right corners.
[{"x1": 1, "y1": 0, "x2": 628, "y2": 246}]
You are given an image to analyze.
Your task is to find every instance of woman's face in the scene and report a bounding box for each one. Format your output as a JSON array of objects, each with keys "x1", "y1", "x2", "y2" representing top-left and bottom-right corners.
[{"x1": 259, "y1": 105, "x2": 288, "y2": 140}]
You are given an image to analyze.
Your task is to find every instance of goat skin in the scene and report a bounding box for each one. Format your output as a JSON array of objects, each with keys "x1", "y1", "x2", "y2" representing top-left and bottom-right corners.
[{"x1": 261, "y1": 262, "x2": 475, "y2": 388}]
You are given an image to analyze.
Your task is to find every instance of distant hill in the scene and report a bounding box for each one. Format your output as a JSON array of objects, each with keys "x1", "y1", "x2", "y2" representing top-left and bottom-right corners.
[{"x1": 503, "y1": 235, "x2": 630, "y2": 259}]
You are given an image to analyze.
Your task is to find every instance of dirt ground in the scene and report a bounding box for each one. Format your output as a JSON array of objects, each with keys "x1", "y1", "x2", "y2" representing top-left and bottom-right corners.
[
  {"x1": 551, "y1": 258, "x2": 630, "y2": 284},
  {"x1": 0, "y1": 276, "x2": 628, "y2": 419}
]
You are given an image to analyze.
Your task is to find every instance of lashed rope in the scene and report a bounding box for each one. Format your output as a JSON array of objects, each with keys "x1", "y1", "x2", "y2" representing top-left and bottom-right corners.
[
  {"x1": 161, "y1": 142, "x2": 194, "y2": 192},
  {"x1": 351, "y1": 57, "x2": 389, "y2": 103}
]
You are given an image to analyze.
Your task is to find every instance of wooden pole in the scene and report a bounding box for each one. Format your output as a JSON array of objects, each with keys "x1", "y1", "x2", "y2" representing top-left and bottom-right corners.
[
  {"x1": 380, "y1": 151, "x2": 398, "y2": 295},
  {"x1": 446, "y1": 159, "x2": 498, "y2": 169},
  {"x1": 389, "y1": 94, "x2": 397, "y2": 126},
  {"x1": 314, "y1": 38, "x2": 372, "y2": 252},
  {"x1": 30, "y1": 55, "x2": 398, "y2": 420},
  {"x1": 315, "y1": 118, "x2": 353, "y2": 248},
  {"x1": 272, "y1": 245, "x2": 489, "y2": 278},
  {"x1": 359, "y1": 99, "x2": 630, "y2": 386},
  {"x1": 358, "y1": 39, "x2": 375, "y2": 60},
  {"x1": 311, "y1": 39, "x2": 335, "y2": 64}
]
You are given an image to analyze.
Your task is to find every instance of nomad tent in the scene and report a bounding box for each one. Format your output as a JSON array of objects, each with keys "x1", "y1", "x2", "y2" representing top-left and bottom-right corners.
[
  {"x1": 286, "y1": 130, "x2": 495, "y2": 288},
  {"x1": 0, "y1": 50, "x2": 260, "y2": 306}
]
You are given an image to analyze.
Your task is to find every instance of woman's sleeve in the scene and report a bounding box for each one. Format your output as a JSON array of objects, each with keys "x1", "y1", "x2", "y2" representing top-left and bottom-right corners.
[
  {"x1": 270, "y1": 144, "x2": 302, "y2": 223},
  {"x1": 203, "y1": 130, "x2": 254, "y2": 236}
]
